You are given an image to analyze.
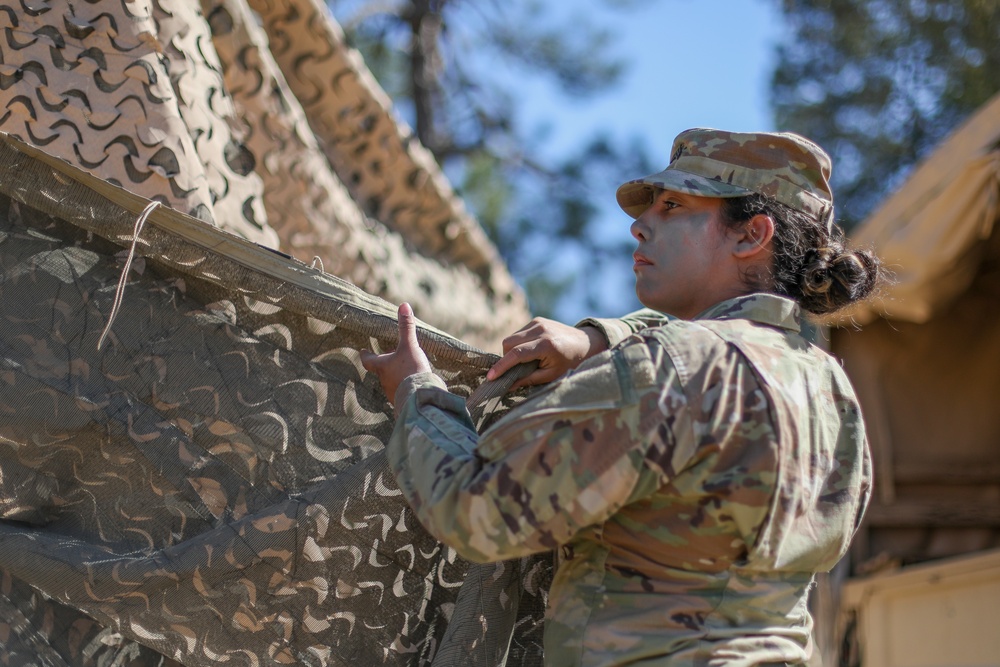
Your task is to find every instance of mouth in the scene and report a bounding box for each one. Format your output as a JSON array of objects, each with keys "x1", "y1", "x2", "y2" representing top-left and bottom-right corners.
[{"x1": 632, "y1": 252, "x2": 652, "y2": 268}]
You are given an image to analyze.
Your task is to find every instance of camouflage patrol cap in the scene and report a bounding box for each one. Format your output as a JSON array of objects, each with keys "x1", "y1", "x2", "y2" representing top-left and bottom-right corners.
[{"x1": 616, "y1": 128, "x2": 834, "y2": 229}]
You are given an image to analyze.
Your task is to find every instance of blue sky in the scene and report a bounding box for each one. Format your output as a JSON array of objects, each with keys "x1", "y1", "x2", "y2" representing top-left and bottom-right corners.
[{"x1": 519, "y1": 1, "x2": 784, "y2": 165}]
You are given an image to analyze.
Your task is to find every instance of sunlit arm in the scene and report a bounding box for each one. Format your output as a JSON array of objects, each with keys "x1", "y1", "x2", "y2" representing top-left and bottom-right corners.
[{"x1": 386, "y1": 341, "x2": 670, "y2": 564}]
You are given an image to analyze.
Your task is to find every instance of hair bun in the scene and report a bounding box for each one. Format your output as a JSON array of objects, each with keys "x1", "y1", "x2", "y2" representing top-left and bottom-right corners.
[
  {"x1": 801, "y1": 248, "x2": 834, "y2": 296},
  {"x1": 798, "y1": 245, "x2": 880, "y2": 314}
]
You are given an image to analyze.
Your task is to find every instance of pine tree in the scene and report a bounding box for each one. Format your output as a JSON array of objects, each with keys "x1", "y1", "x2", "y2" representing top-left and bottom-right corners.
[{"x1": 772, "y1": 0, "x2": 1000, "y2": 227}]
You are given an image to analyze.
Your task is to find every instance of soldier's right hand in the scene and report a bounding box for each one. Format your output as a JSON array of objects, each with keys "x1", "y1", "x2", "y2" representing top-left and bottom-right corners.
[{"x1": 486, "y1": 318, "x2": 608, "y2": 391}]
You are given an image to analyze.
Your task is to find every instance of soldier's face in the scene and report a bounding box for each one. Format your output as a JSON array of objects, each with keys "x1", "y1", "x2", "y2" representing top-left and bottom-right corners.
[{"x1": 629, "y1": 189, "x2": 735, "y2": 318}]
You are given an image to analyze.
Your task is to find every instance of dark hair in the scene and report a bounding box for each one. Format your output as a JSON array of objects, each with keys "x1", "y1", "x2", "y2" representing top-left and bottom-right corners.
[{"x1": 719, "y1": 194, "x2": 882, "y2": 315}]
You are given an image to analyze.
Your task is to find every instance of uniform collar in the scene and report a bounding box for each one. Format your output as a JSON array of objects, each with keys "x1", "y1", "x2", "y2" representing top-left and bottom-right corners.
[{"x1": 694, "y1": 293, "x2": 802, "y2": 333}]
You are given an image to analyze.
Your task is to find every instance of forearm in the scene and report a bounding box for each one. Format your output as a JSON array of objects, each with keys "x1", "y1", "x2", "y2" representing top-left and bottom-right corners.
[
  {"x1": 388, "y1": 373, "x2": 565, "y2": 562},
  {"x1": 387, "y1": 367, "x2": 651, "y2": 563}
]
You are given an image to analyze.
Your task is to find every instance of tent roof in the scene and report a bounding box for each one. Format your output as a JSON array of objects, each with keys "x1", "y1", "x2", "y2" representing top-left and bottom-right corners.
[{"x1": 822, "y1": 91, "x2": 1000, "y2": 327}]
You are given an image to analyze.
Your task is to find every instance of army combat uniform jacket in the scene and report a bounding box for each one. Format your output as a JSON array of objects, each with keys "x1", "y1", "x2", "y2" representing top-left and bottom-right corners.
[{"x1": 386, "y1": 294, "x2": 872, "y2": 666}]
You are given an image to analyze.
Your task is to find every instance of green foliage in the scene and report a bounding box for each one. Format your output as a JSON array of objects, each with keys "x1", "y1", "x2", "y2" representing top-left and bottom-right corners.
[
  {"x1": 489, "y1": 2, "x2": 622, "y2": 97},
  {"x1": 460, "y1": 149, "x2": 512, "y2": 242},
  {"x1": 330, "y1": 0, "x2": 652, "y2": 318},
  {"x1": 772, "y1": 0, "x2": 1000, "y2": 227}
]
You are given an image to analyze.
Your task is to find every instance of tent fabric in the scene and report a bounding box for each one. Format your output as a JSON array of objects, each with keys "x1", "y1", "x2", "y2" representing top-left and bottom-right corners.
[
  {"x1": 0, "y1": 133, "x2": 549, "y2": 665},
  {"x1": 821, "y1": 91, "x2": 1000, "y2": 327},
  {"x1": 0, "y1": 0, "x2": 528, "y2": 349}
]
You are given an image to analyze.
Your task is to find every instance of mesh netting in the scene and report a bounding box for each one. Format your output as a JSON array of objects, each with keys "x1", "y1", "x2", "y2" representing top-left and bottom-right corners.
[
  {"x1": 0, "y1": 135, "x2": 550, "y2": 666},
  {"x1": 0, "y1": 0, "x2": 528, "y2": 351}
]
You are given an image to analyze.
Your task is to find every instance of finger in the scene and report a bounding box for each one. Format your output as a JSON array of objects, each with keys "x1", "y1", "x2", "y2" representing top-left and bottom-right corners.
[
  {"x1": 501, "y1": 317, "x2": 551, "y2": 352},
  {"x1": 397, "y1": 302, "x2": 420, "y2": 352},
  {"x1": 487, "y1": 342, "x2": 539, "y2": 381},
  {"x1": 512, "y1": 318, "x2": 541, "y2": 335},
  {"x1": 359, "y1": 349, "x2": 379, "y2": 372},
  {"x1": 485, "y1": 360, "x2": 503, "y2": 382},
  {"x1": 509, "y1": 367, "x2": 562, "y2": 391},
  {"x1": 500, "y1": 327, "x2": 537, "y2": 354}
]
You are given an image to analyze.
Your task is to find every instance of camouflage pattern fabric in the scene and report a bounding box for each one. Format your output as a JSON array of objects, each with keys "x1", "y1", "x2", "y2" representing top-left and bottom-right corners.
[
  {"x1": 0, "y1": 0, "x2": 276, "y2": 246},
  {"x1": 0, "y1": 0, "x2": 529, "y2": 349},
  {"x1": 387, "y1": 294, "x2": 872, "y2": 666},
  {"x1": 0, "y1": 0, "x2": 537, "y2": 661},
  {"x1": 0, "y1": 134, "x2": 549, "y2": 665},
  {"x1": 574, "y1": 308, "x2": 676, "y2": 349},
  {"x1": 615, "y1": 128, "x2": 835, "y2": 228}
]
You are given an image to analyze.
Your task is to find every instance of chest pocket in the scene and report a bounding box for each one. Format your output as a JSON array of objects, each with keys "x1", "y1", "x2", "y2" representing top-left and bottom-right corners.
[{"x1": 612, "y1": 338, "x2": 657, "y2": 404}]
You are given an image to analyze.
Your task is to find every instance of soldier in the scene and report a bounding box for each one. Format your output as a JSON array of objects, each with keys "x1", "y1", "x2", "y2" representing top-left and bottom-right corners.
[{"x1": 362, "y1": 128, "x2": 879, "y2": 666}]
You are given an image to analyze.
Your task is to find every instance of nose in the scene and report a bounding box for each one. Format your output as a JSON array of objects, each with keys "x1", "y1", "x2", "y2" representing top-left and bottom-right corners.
[{"x1": 630, "y1": 215, "x2": 647, "y2": 242}]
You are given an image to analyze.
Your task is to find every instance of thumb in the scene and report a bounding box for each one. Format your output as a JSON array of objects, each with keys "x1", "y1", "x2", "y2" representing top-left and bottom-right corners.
[
  {"x1": 397, "y1": 302, "x2": 419, "y2": 352},
  {"x1": 359, "y1": 348, "x2": 377, "y2": 372}
]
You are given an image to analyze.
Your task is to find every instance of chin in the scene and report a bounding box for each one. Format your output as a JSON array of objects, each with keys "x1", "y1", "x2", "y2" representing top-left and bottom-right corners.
[{"x1": 636, "y1": 294, "x2": 666, "y2": 314}]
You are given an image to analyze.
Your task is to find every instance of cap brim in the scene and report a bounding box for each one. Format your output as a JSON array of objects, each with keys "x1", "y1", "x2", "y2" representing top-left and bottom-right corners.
[{"x1": 616, "y1": 168, "x2": 753, "y2": 218}]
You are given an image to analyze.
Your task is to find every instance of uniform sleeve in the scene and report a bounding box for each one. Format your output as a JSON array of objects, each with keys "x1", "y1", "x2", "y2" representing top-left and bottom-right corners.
[
  {"x1": 385, "y1": 338, "x2": 680, "y2": 564},
  {"x1": 575, "y1": 309, "x2": 673, "y2": 347}
]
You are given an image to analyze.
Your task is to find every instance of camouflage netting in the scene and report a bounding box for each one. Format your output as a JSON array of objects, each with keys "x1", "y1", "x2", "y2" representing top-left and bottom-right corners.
[
  {"x1": 0, "y1": 134, "x2": 552, "y2": 665},
  {"x1": 0, "y1": 0, "x2": 552, "y2": 663},
  {"x1": 0, "y1": 0, "x2": 528, "y2": 350}
]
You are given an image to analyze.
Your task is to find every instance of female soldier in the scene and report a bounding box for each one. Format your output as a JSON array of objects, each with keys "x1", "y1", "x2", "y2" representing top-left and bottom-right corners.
[{"x1": 362, "y1": 128, "x2": 879, "y2": 666}]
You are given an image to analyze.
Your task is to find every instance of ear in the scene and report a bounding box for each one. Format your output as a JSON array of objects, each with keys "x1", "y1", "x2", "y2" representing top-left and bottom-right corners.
[{"x1": 731, "y1": 213, "x2": 774, "y2": 259}]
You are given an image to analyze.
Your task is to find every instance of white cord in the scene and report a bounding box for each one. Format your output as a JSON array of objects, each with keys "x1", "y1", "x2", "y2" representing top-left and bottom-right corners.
[{"x1": 97, "y1": 200, "x2": 162, "y2": 351}]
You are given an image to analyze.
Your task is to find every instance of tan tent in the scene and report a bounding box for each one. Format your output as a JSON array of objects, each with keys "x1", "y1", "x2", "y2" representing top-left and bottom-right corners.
[
  {"x1": 814, "y1": 91, "x2": 1000, "y2": 666},
  {"x1": 823, "y1": 92, "x2": 1000, "y2": 327}
]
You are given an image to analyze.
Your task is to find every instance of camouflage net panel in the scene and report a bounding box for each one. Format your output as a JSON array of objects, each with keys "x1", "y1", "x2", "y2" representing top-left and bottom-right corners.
[
  {"x1": 0, "y1": 136, "x2": 550, "y2": 665},
  {"x1": 0, "y1": 0, "x2": 528, "y2": 350}
]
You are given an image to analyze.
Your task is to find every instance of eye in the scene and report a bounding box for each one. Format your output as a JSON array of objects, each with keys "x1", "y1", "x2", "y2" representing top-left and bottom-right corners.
[{"x1": 660, "y1": 199, "x2": 681, "y2": 212}]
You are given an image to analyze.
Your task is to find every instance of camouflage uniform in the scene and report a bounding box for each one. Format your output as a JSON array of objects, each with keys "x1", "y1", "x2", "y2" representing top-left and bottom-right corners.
[{"x1": 386, "y1": 293, "x2": 871, "y2": 666}]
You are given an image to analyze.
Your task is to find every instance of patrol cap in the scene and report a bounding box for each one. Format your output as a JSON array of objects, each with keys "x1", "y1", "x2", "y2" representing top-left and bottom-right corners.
[{"x1": 616, "y1": 128, "x2": 834, "y2": 230}]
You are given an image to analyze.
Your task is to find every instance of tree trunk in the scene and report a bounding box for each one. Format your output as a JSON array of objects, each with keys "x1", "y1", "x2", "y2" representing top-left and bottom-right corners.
[{"x1": 407, "y1": 0, "x2": 445, "y2": 155}]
